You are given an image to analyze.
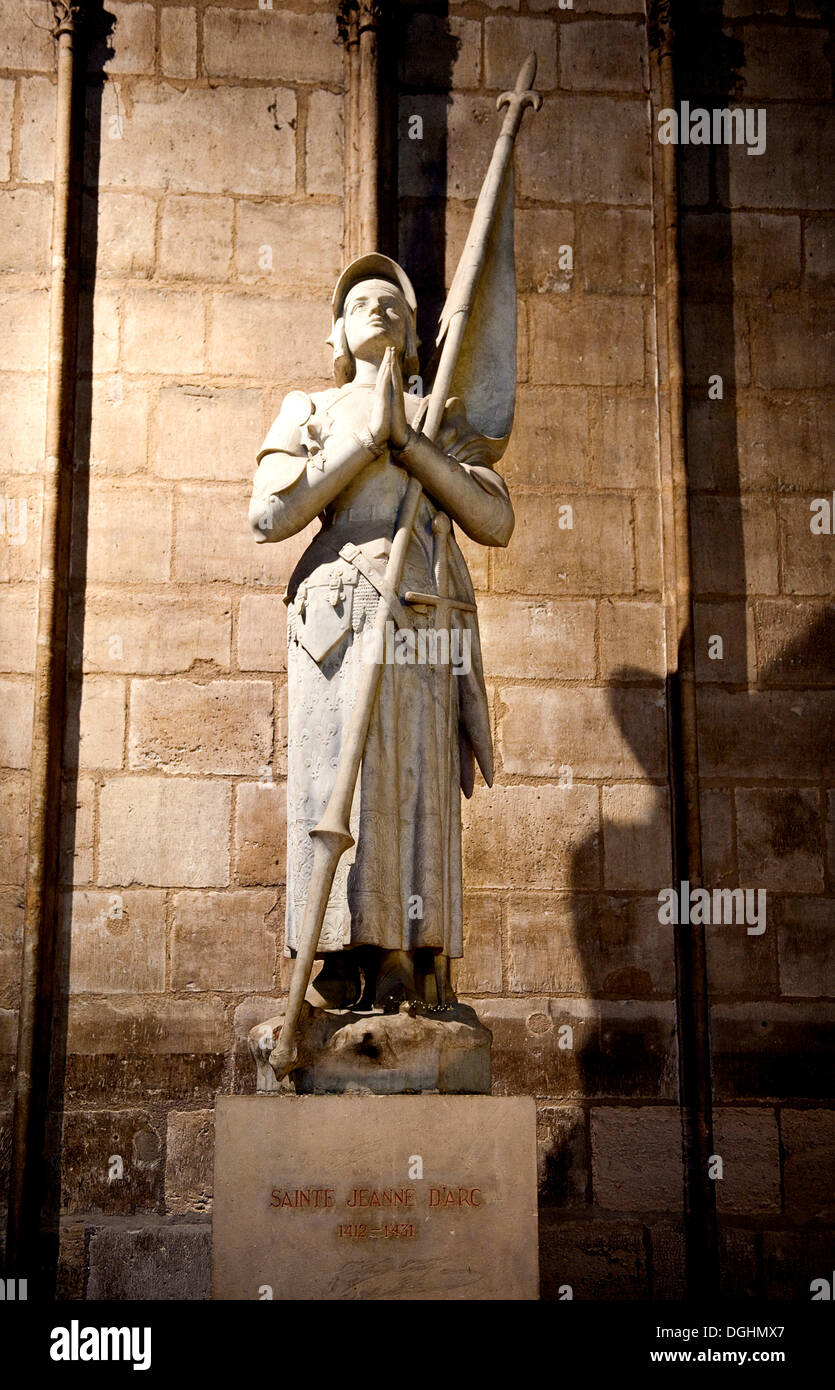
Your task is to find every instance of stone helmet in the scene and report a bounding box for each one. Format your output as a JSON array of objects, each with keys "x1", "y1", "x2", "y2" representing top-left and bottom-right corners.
[{"x1": 327, "y1": 253, "x2": 420, "y2": 387}]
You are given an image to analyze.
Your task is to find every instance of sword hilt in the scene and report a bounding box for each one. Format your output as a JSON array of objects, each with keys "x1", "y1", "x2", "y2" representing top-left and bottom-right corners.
[{"x1": 432, "y1": 511, "x2": 451, "y2": 598}]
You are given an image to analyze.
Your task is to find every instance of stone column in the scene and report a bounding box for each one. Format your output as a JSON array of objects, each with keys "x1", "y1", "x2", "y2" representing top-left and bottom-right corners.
[
  {"x1": 339, "y1": 0, "x2": 397, "y2": 259},
  {"x1": 7, "y1": 0, "x2": 86, "y2": 1283}
]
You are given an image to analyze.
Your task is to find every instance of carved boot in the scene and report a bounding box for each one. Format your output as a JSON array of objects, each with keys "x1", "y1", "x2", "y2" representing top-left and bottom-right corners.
[{"x1": 374, "y1": 949, "x2": 421, "y2": 1013}]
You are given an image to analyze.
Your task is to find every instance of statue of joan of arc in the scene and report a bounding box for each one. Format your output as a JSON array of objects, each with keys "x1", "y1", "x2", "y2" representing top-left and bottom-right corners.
[{"x1": 249, "y1": 253, "x2": 514, "y2": 1013}]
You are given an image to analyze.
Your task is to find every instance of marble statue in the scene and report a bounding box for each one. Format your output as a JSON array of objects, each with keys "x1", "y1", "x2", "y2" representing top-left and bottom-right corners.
[
  {"x1": 250, "y1": 255, "x2": 513, "y2": 1015},
  {"x1": 247, "y1": 55, "x2": 541, "y2": 1092}
]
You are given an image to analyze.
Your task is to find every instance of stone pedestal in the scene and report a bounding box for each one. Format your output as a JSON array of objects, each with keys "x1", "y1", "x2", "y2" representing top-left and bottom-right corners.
[{"x1": 212, "y1": 1094, "x2": 539, "y2": 1300}]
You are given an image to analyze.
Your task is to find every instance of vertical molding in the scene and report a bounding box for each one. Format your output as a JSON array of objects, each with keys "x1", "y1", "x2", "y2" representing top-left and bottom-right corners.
[
  {"x1": 338, "y1": 1, "x2": 361, "y2": 260},
  {"x1": 338, "y1": 0, "x2": 396, "y2": 258},
  {"x1": 6, "y1": 1, "x2": 85, "y2": 1281},
  {"x1": 357, "y1": 0, "x2": 381, "y2": 254},
  {"x1": 648, "y1": 0, "x2": 720, "y2": 1298}
]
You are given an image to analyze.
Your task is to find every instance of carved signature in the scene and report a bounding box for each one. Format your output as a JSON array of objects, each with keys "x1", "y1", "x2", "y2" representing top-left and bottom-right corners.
[{"x1": 325, "y1": 1256, "x2": 485, "y2": 1300}]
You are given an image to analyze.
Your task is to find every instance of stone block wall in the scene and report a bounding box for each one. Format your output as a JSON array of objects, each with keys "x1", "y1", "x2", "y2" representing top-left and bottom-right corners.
[
  {"x1": 1, "y1": 0, "x2": 344, "y2": 1301},
  {"x1": 0, "y1": 0, "x2": 58, "y2": 1244},
  {"x1": 401, "y1": 0, "x2": 683, "y2": 1300},
  {"x1": 0, "y1": 0, "x2": 832, "y2": 1301},
  {"x1": 676, "y1": 0, "x2": 835, "y2": 1300}
]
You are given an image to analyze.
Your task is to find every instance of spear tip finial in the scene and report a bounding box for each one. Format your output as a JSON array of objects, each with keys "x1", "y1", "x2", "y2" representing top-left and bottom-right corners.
[{"x1": 517, "y1": 51, "x2": 538, "y2": 93}]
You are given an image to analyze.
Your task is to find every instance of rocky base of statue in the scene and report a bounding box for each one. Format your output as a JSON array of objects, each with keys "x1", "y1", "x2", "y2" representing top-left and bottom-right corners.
[{"x1": 249, "y1": 1001, "x2": 492, "y2": 1095}]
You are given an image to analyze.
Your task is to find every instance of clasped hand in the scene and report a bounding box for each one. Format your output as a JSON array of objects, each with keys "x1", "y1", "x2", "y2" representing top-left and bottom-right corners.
[{"x1": 368, "y1": 346, "x2": 410, "y2": 453}]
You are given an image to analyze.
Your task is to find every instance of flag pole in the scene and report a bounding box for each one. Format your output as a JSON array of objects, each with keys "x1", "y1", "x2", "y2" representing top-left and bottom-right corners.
[{"x1": 270, "y1": 54, "x2": 542, "y2": 1081}]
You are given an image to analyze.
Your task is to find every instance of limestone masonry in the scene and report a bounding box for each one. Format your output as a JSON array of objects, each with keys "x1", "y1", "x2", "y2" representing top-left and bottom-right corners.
[{"x1": 0, "y1": 0, "x2": 833, "y2": 1301}]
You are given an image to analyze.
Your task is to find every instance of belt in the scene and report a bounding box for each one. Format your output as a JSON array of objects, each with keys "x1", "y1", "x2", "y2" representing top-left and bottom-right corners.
[
  {"x1": 329, "y1": 539, "x2": 419, "y2": 632},
  {"x1": 330, "y1": 505, "x2": 391, "y2": 524}
]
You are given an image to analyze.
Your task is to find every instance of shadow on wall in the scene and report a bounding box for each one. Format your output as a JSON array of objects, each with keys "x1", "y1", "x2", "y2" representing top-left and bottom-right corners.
[
  {"x1": 533, "y1": 2, "x2": 834, "y2": 1301},
  {"x1": 535, "y1": 0, "x2": 748, "y2": 1300},
  {"x1": 395, "y1": 0, "x2": 461, "y2": 358},
  {"x1": 675, "y1": 0, "x2": 834, "y2": 1299},
  {"x1": 532, "y1": 608, "x2": 834, "y2": 1303},
  {"x1": 542, "y1": 0, "x2": 748, "y2": 1302},
  {"x1": 547, "y1": 668, "x2": 680, "y2": 1301}
]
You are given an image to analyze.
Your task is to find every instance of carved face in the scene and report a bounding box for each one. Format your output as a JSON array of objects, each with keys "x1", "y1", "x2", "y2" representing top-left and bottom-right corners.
[{"x1": 343, "y1": 278, "x2": 408, "y2": 363}]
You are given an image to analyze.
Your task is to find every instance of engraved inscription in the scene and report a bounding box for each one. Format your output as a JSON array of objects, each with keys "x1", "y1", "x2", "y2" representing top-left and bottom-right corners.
[
  {"x1": 270, "y1": 1187, "x2": 335, "y2": 1208},
  {"x1": 346, "y1": 1187, "x2": 414, "y2": 1208},
  {"x1": 268, "y1": 1180, "x2": 486, "y2": 1240},
  {"x1": 429, "y1": 1186, "x2": 483, "y2": 1207},
  {"x1": 337, "y1": 1223, "x2": 416, "y2": 1240}
]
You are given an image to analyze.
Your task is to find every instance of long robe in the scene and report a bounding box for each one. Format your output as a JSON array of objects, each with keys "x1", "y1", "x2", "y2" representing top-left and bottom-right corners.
[{"x1": 253, "y1": 383, "x2": 505, "y2": 958}]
